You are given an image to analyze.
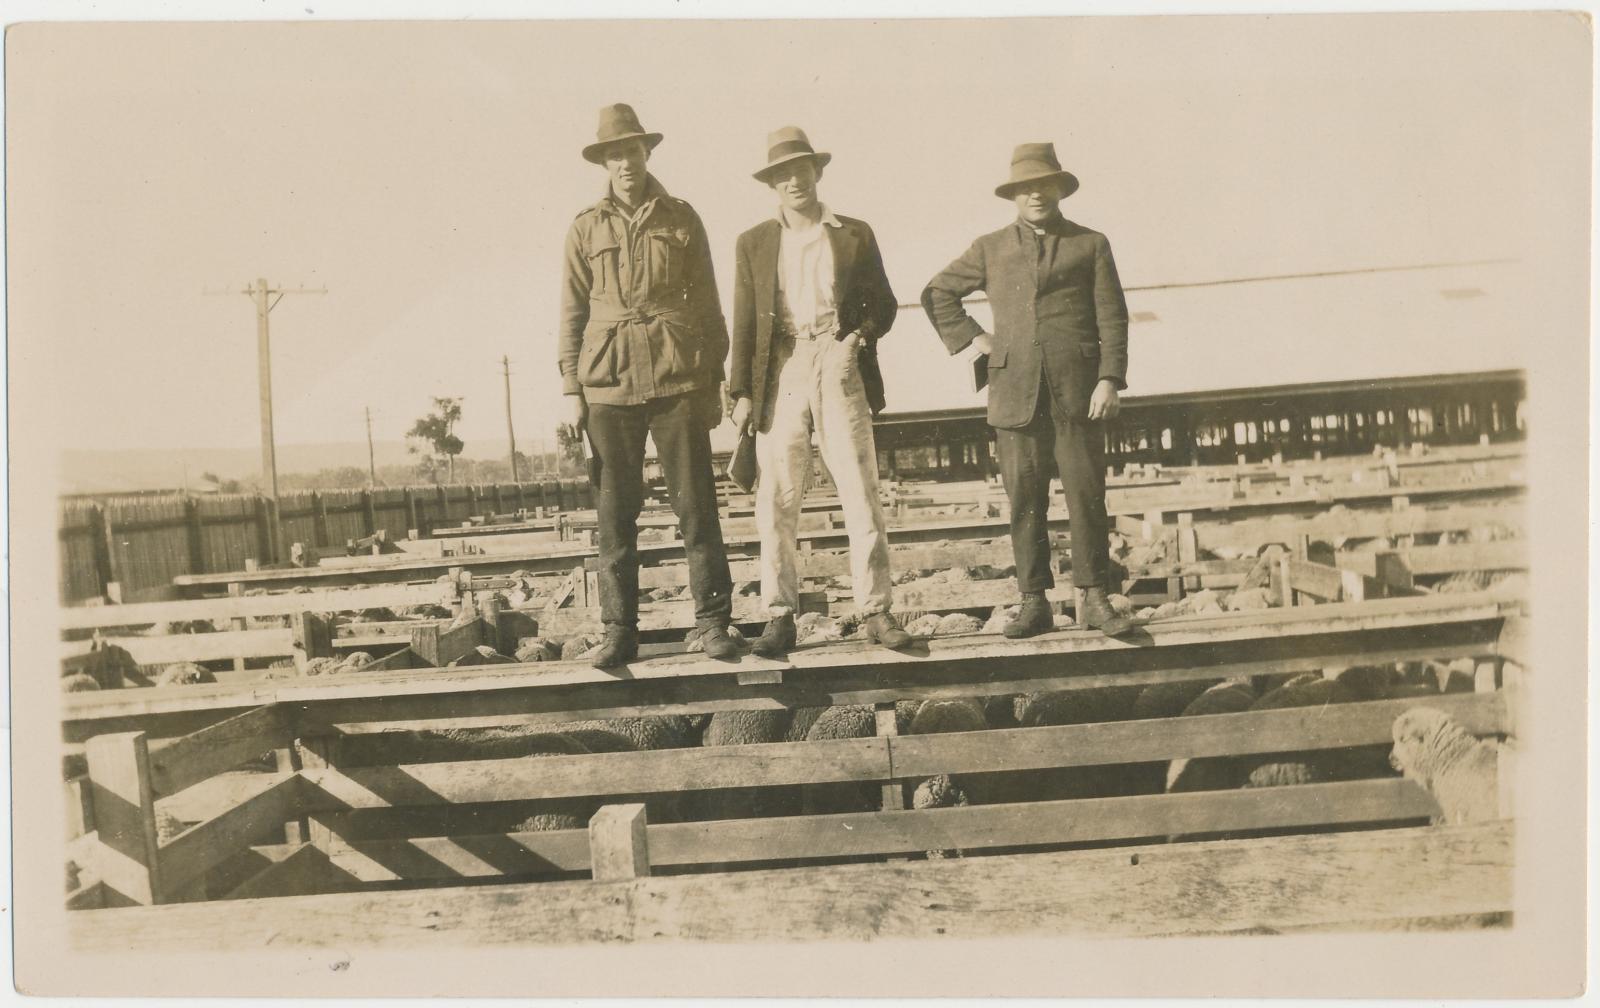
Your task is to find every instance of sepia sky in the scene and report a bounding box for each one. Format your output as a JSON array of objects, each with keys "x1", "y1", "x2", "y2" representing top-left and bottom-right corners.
[{"x1": 6, "y1": 12, "x2": 1588, "y2": 462}]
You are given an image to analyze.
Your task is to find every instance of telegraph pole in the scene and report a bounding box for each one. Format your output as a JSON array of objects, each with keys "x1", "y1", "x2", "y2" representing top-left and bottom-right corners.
[
  {"x1": 365, "y1": 406, "x2": 378, "y2": 487},
  {"x1": 208, "y1": 277, "x2": 326, "y2": 564},
  {"x1": 501, "y1": 354, "x2": 521, "y2": 483}
]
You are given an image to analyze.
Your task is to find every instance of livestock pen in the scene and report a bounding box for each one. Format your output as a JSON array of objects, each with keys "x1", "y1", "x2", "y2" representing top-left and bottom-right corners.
[{"x1": 62, "y1": 589, "x2": 1522, "y2": 944}]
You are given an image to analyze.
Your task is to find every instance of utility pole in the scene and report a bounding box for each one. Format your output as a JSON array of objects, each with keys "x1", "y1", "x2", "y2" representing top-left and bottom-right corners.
[
  {"x1": 501, "y1": 354, "x2": 521, "y2": 483},
  {"x1": 365, "y1": 406, "x2": 377, "y2": 487},
  {"x1": 207, "y1": 277, "x2": 326, "y2": 565}
]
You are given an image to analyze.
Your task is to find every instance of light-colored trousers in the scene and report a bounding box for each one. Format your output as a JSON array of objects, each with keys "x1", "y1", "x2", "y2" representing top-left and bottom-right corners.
[{"x1": 757, "y1": 334, "x2": 894, "y2": 617}]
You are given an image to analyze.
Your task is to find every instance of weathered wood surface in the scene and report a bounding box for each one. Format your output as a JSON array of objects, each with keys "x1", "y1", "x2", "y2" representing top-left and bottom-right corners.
[
  {"x1": 146, "y1": 704, "x2": 289, "y2": 798},
  {"x1": 157, "y1": 775, "x2": 303, "y2": 893},
  {"x1": 300, "y1": 736, "x2": 891, "y2": 807},
  {"x1": 1336, "y1": 539, "x2": 1526, "y2": 578},
  {"x1": 68, "y1": 821, "x2": 1513, "y2": 947},
  {"x1": 58, "y1": 582, "x2": 451, "y2": 632},
  {"x1": 306, "y1": 777, "x2": 1440, "y2": 883},
  {"x1": 61, "y1": 592, "x2": 1514, "y2": 743}
]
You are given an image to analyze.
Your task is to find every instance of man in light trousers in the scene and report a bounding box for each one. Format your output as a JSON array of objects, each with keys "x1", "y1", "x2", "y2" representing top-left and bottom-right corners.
[{"x1": 728, "y1": 127, "x2": 912, "y2": 655}]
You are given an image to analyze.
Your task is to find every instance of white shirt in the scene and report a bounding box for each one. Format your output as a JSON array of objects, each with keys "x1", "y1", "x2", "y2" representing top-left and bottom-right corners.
[{"x1": 776, "y1": 203, "x2": 842, "y2": 337}]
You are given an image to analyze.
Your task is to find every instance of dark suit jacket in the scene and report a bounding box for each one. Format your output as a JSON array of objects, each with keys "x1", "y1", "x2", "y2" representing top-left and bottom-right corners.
[
  {"x1": 921, "y1": 216, "x2": 1129, "y2": 429},
  {"x1": 729, "y1": 214, "x2": 897, "y2": 432}
]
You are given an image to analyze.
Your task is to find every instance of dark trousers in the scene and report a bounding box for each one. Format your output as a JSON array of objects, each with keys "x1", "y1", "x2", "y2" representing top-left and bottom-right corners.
[
  {"x1": 586, "y1": 391, "x2": 733, "y2": 630},
  {"x1": 995, "y1": 379, "x2": 1111, "y2": 592}
]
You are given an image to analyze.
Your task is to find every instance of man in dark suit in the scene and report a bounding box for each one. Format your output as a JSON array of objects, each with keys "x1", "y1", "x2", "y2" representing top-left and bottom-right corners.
[
  {"x1": 921, "y1": 142, "x2": 1134, "y2": 638},
  {"x1": 727, "y1": 127, "x2": 911, "y2": 655}
]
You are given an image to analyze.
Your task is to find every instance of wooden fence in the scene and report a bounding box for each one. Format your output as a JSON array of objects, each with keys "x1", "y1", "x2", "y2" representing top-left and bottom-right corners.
[
  {"x1": 59, "y1": 481, "x2": 593, "y2": 604},
  {"x1": 61, "y1": 590, "x2": 1522, "y2": 935}
]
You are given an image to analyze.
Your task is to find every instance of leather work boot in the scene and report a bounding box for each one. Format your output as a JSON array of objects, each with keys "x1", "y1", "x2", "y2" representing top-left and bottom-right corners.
[
  {"x1": 1003, "y1": 592, "x2": 1055, "y2": 639},
  {"x1": 1079, "y1": 587, "x2": 1135, "y2": 638},
  {"x1": 695, "y1": 623, "x2": 740, "y2": 660},
  {"x1": 864, "y1": 611, "x2": 913, "y2": 650},
  {"x1": 750, "y1": 614, "x2": 797, "y2": 659},
  {"x1": 588, "y1": 625, "x2": 638, "y2": 670}
]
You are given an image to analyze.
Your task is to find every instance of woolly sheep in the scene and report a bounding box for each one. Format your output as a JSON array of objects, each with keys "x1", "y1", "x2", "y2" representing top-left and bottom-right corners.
[
  {"x1": 1389, "y1": 707, "x2": 1499, "y2": 824},
  {"x1": 61, "y1": 672, "x2": 100, "y2": 693},
  {"x1": 688, "y1": 710, "x2": 802, "y2": 822},
  {"x1": 154, "y1": 662, "x2": 216, "y2": 687},
  {"x1": 514, "y1": 637, "x2": 561, "y2": 662},
  {"x1": 448, "y1": 645, "x2": 517, "y2": 667}
]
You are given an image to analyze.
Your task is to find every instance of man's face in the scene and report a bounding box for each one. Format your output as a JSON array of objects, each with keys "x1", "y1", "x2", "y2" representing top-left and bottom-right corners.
[
  {"x1": 604, "y1": 139, "x2": 650, "y2": 198},
  {"x1": 1013, "y1": 178, "x2": 1065, "y2": 225},
  {"x1": 768, "y1": 158, "x2": 822, "y2": 215}
]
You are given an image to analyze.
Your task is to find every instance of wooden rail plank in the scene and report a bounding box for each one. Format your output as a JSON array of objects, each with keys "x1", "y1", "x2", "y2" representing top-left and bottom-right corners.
[
  {"x1": 298, "y1": 736, "x2": 891, "y2": 809},
  {"x1": 1337, "y1": 540, "x2": 1527, "y2": 578},
  {"x1": 146, "y1": 704, "x2": 289, "y2": 799},
  {"x1": 60, "y1": 629, "x2": 294, "y2": 666},
  {"x1": 219, "y1": 842, "x2": 343, "y2": 901},
  {"x1": 61, "y1": 593, "x2": 1514, "y2": 742},
  {"x1": 66, "y1": 822, "x2": 1512, "y2": 950},
  {"x1": 59, "y1": 582, "x2": 451, "y2": 631},
  {"x1": 302, "y1": 694, "x2": 1497, "y2": 819},
  {"x1": 157, "y1": 775, "x2": 304, "y2": 893},
  {"x1": 887, "y1": 692, "x2": 1505, "y2": 779},
  {"x1": 304, "y1": 777, "x2": 1439, "y2": 885}
]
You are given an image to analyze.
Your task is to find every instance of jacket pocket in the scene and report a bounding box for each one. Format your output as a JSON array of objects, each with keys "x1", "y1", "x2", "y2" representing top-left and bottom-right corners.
[
  {"x1": 647, "y1": 227, "x2": 692, "y2": 290},
  {"x1": 656, "y1": 316, "x2": 702, "y2": 384},
  {"x1": 987, "y1": 343, "x2": 1009, "y2": 368},
  {"x1": 578, "y1": 323, "x2": 622, "y2": 387},
  {"x1": 586, "y1": 238, "x2": 620, "y2": 297}
]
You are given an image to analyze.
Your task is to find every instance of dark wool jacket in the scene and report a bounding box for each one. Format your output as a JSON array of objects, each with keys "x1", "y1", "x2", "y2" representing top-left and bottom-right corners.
[{"x1": 921, "y1": 216, "x2": 1129, "y2": 428}]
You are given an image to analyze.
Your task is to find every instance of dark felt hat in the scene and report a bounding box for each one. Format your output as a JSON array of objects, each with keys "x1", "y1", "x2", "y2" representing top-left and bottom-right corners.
[
  {"x1": 994, "y1": 142, "x2": 1080, "y2": 200},
  {"x1": 753, "y1": 126, "x2": 832, "y2": 183},
  {"x1": 582, "y1": 103, "x2": 664, "y2": 164}
]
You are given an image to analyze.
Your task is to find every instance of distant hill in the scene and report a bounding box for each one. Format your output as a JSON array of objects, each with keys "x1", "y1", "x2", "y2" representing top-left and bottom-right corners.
[{"x1": 61, "y1": 440, "x2": 437, "y2": 494}]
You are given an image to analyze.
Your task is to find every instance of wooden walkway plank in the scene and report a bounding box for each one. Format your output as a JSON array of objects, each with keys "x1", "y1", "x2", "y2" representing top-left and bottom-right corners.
[{"x1": 66, "y1": 821, "x2": 1513, "y2": 950}]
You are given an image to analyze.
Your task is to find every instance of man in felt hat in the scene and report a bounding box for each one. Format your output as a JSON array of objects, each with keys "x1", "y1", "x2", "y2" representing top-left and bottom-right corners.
[
  {"x1": 921, "y1": 142, "x2": 1134, "y2": 638},
  {"x1": 559, "y1": 102, "x2": 738, "y2": 668},
  {"x1": 728, "y1": 127, "x2": 911, "y2": 656}
]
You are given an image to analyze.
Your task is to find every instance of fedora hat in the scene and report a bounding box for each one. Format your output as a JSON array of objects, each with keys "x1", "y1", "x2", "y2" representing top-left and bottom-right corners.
[
  {"x1": 753, "y1": 126, "x2": 832, "y2": 183},
  {"x1": 582, "y1": 103, "x2": 664, "y2": 164},
  {"x1": 994, "y1": 142, "x2": 1080, "y2": 200}
]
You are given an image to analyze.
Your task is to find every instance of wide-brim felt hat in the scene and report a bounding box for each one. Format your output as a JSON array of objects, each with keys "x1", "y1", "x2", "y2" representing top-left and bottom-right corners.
[
  {"x1": 582, "y1": 103, "x2": 664, "y2": 164},
  {"x1": 994, "y1": 142, "x2": 1080, "y2": 200},
  {"x1": 753, "y1": 126, "x2": 832, "y2": 182}
]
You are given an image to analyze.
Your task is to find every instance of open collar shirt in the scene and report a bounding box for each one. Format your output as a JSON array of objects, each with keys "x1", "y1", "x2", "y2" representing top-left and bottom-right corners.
[{"x1": 775, "y1": 203, "x2": 844, "y2": 338}]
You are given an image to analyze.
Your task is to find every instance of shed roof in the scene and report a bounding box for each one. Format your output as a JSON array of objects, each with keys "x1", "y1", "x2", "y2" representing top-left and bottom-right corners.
[{"x1": 875, "y1": 259, "x2": 1532, "y2": 417}]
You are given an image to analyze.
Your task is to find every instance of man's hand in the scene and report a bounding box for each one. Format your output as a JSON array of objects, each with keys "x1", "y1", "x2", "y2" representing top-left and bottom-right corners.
[
  {"x1": 971, "y1": 332, "x2": 996, "y2": 356},
  {"x1": 840, "y1": 329, "x2": 863, "y2": 354},
  {"x1": 568, "y1": 392, "x2": 588, "y2": 432},
  {"x1": 730, "y1": 396, "x2": 754, "y2": 436},
  {"x1": 1087, "y1": 379, "x2": 1121, "y2": 421}
]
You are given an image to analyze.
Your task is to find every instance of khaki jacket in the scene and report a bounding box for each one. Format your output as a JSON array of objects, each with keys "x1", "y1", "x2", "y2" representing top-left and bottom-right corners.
[{"x1": 559, "y1": 176, "x2": 729, "y2": 406}]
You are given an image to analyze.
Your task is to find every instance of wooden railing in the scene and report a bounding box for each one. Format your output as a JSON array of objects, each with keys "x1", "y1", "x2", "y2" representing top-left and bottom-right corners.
[{"x1": 63, "y1": 590, "x2": 1524, "y2": 911}]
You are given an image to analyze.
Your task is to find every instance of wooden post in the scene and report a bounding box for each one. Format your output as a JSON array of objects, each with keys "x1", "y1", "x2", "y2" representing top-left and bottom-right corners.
[
  {"x1": 404, "y1": 488, "x2": 419, "y2": 538},
  {"x1": 85, "y1": 732, "x2": 164, "y2": 905},
  {"x1": 1338, "y1": 568, "x2": 1366, "y2": 603},
  {"x1": 312, "y1": 491, "x2": 330, "y2": 550},
  {"x1": 1473, "y1": 659, "x2": 1499, "y2": 695},
  {"x1": 289, "y1": 612, "x2": 333, "y2": 671},
  {"x1": 227, "y1": 582, "x2": 248, "y2": 674},
  {"x1": 1370, "y1": 550, "x2": 1414, "y2": 596},
  {"x1": 183, "y1": 497, "x2": 205, "y2": 577},
  {"x1": 1265, "y1": 546, "x2": 1293, "y2": 608},
  {"x1": 295, "y1": 736, "x2": 340, "y2": 849},
  {"x1": 362, "y1": 489, "x2": 378, "y2": 538},
  {"x1": 589, "y1": 804, "x2": 650, "y2": 881},
  {"x1": 874, "y1": 702, "x2": 905, "y2": 812},
  {"x1": 94, "y1": 504, "x2": 124, "y2": 603},
  {"x1": 274, "y1": 747, "x2": 306, "y2": 845},
  {"x1": 1177, "y1": 513, "x2": 1199, "y2": 592}
]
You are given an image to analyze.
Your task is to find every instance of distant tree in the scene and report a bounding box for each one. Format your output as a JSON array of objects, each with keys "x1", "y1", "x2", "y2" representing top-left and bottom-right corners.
[
  {"x1": 555, "y1": 422, "x2": 586, "y2": 477},
  {"x1": 408, "y1": 397, "x2": 465, "y2": 484}
]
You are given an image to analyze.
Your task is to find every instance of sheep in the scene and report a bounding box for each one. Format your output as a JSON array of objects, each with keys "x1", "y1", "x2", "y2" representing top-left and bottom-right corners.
[
  {"x1": 514, "y1": 637, "x2": 561, "y2": 662},
  {"x1": 683, "y1": 709, "x2": 802, "y2": 825},
  {"x1": 799, "y1": 702, "x2": 918, "y2": 814},
  {"x1": 62, "y1": 672, "x2": 101, "y2": 692},
  {"x1": 448, "y1": 645, "x2": 517, "y2": 667},
  {"x1": 1165, "y1": 680, "x2": 1258, "y2": 794},
  {"x1": 1389, "y1": 707, "x2": 1499, "y2": 824},
  {"x1": 64, "y1": 642, "x2": 137, "y2": 691},
  {"x1": 153, "y1": 662, "x2": 216, "y2": 687}
]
